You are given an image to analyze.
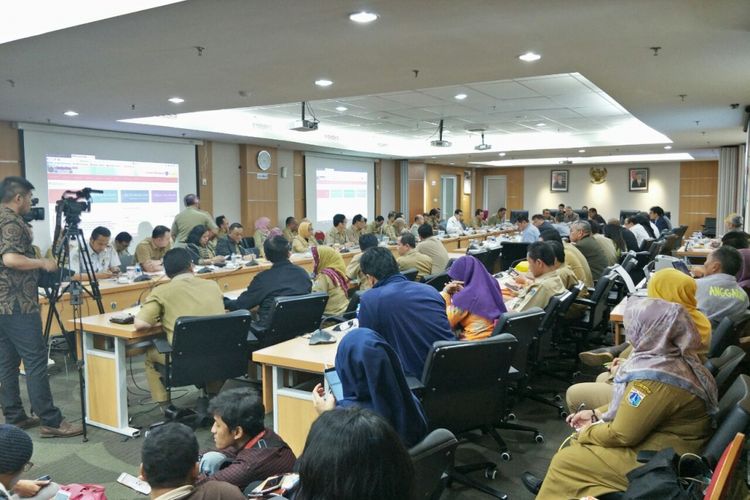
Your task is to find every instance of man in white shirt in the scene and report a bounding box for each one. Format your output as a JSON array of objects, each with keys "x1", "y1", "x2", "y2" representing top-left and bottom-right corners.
[
  {"x1": 445, "y1": 209, "x2": 464, "y2": 235},
  {"x1": 68, "y1": 226, "x2": 121, "y2": 279},
  {"x1": 517, "y1": 215, "x2": 540, "y2": 243}
]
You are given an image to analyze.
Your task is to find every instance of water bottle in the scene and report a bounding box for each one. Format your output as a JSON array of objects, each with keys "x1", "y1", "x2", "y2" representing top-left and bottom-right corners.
[
  {"x1": 135, "y1": 263, "x2": 142, "y2": 276},
  {"x1": 356, "y1": 303, "x2": 361, "y2": 319}
]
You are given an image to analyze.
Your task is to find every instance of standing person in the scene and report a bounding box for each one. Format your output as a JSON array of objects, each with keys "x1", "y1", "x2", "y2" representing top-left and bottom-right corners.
[
  {"x1": 0, "y1": 177, "x2": 82, "y2": 437},
  {"x1": 171, "y1": 194, "x2": 217, "y2": 244}
]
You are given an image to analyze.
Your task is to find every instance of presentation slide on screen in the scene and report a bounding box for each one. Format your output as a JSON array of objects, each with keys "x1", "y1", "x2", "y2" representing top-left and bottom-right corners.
[
  {"x1": 46, "y1": 154, "x2": 180, "y2": 242},
  {"x1": 315, "y1": 168, "x2": 369, "y2": 225}
]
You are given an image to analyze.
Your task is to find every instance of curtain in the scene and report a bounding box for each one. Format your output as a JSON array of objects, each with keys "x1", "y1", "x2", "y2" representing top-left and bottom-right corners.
[{"x1": 717, "y1": 145, "x2": 744, "y2": 236}]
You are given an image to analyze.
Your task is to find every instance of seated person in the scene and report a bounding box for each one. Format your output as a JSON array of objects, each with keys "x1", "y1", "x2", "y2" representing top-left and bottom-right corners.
[
  {"x1": 721, "y1": 230, "x2": 749, "y2": 249},
  {"x1": 282, "y1": 216, "x2": 298, "y2": 243},
  {"x1": 469, "y1": 208, "x2": 486, "y2": 229},
  {"x1": 539, "y1": 228, "x2": 593, "y2": 287},
  {"x1": 197, "y1": 389, "x2": 295, "y2": 492},
  {"x1": 225, "y1": 235, "x2": 311, "y2": 329},
  {"x1": 511, "y1": 242, "x2": 566, "y2": 312},
  {"x1": 696, "y1": 246, "x2": 749, "y2": 326},
  {"x1": 393, "y1": 217, "x2": 407, "y2": 237},
  {"x1": 114, "y1": 231, "x2": 134, "y2": 270},
  {"x1": 292, "y1": 407, "x2": 414, "y2": 500},
  {"x1": 527, "y1": 296, "x2": 717, "y2": 499},
  {"x1": 570, "y1": 220, "x2": 609, "y2": 281},
  {"x1": 326, "y1": 213, "x2": 354, "y2": 246},
  {"x1": 68, "y1": 225, "x2": 121, "y2": 279},
  {"x1": 347, "y1": 214, "x2": 367, "y2": 243},
  {"x1": 415, "y1": 224, "x2": 450, "y2": 274},
  {"x1": 140, "y1": 422, "x2": 245, "y2": 500},
  {"x1": 311, "y1": 246, "x2": 349, "y2": 316},
  {"x1": 0, "y1": 424, "x2": 59, "y2": 500},
  {"x1": 603, "y1": 219, "x2": 638, "y2": 255},
  {"x1": 215, "y1": 223, "x2": 252, "y2": 258},
  {"x1": 135, "y1": 225, "x2": 172, "y2": 272},
  {"x1": 738, "y1": 248, "x2": 750, "y2": 290},
  {"x1": 649, "y1": 205, "x2": 672, "y2": 232},
  {"x1": 253, "y1": 217, "x2": 272, "y2": 258},
  {"x1": 134, "y1": 249, "x2": 226, "y2": 409},
  {"x1": 311, "y1": 328, "x2": 428, "y2": 447},
  {"x1": 358, "y1": 247, "x2": 454, "y2": 378},
  {"x1": 346, "y1": 233, "x2": 379, "y2": 291},
  {"x1": 186, "y1": 225, "x2": 226, "y2": 266},
  {"x1": 366, "y1": 215, "x2": 386, "y2": 236},
  {"x1": 588, "y1": 207, "x2": 606, "y2": 226},
  {"x1": 215, "y1": 215, "x2": 229, "y2": 239},
  {"x1": 531, "y1": 213, "x2": 553, "y2": 233},
  {"x1": 562, "y1": 205, "x2": 579, "y2": 223},
  {"x1": 396, "y1": 233, "x2": 432, "y2": 281},
  {"x1": 382, "y1": 213, "x2": 398, "y2": 241},
  {"x1": 516, "y1": 215, "x2": 540, "y2": 243},
  {"x1": 445, "y1": 209, "x2": 464, "y2": 235},
  {"x1": 409, "y1": 214, "x2": 424, "y2": 238},
  {"x1": 292, "y1": 221, "x2": 317, "y2": 253},
  {"x1": 487, "y1": 207, "x2": 507, "y2": 226},
  {"x1": 591, "y1": 221, "x2": 617, "y2": 266},
  {"x1": 441, "y1": 255, "x2": 506, "y2": 340}
]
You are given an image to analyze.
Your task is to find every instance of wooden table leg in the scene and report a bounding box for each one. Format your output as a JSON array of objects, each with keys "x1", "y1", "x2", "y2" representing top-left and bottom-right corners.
[
  {"x1": 261, "y1": 364, "x2": 273, "y2": 414},
  {"x1": 614, "y1": 322, "x2": 622, "y2": 345}
]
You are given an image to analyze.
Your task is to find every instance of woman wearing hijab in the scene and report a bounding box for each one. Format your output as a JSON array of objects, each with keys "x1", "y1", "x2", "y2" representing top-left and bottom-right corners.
[
  {"x1": 185, "y1": 224, "x2": 225, "y2": 266},
  {"x1": 292, "y1": 221, "x2": 318, "y2": 253},
  {"x1": 252, "y1": 217, "x2": 272, "y2": 257},
  {"x1": 311, "y1": 246, "x2": 349, "y2": 316},
  {"x1": 441, "y1": 255, "x2": 506, "y2": 340},
  {"x1": 530, "y1": 297, "x2": 717, "y2": 499},
  {"x1": 311, "y1": 328, "x2": 429, "y2": 447}
]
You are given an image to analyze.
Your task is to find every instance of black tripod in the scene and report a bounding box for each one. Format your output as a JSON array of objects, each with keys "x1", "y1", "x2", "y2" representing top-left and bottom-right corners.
[{"x1": 42, "y1": 205, "x2": 105, "y2": 442}]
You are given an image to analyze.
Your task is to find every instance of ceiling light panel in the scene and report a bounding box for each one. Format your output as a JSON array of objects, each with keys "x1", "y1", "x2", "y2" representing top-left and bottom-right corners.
[{"x1": 349, "y1": 11, "x2": 378, "y2": 23}]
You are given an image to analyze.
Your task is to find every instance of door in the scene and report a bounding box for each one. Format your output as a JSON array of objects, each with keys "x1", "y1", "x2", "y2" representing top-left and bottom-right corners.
[
  {"x1": 483, "y1": 176, "x2": 507, "y2": 211},
  {"x1": 440, "y1": 175, "x2": 457, "y2": 216}
]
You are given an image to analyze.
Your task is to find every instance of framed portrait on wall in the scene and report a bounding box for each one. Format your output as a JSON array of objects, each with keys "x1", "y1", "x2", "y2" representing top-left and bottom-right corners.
[
  {"x1": 629, "y1": 167, "x2": 649, "y2": 192},
  {"x1": 550, "y1": 169, "x2": 569, "y2": 192}
]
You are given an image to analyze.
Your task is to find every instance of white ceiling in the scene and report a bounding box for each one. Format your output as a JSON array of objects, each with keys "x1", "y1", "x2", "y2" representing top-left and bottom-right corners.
[{"x1": 1, "y1": 0, "x2": 748, "y2": 166}]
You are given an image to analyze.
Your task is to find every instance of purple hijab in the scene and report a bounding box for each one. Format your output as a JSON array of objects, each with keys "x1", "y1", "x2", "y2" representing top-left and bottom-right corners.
[
  {"x1": 737, "y1": 248, "x2": 750, "y2": 288},
  {"x1": 447, "y1": 255, "x2": 506, "y2": 320}
]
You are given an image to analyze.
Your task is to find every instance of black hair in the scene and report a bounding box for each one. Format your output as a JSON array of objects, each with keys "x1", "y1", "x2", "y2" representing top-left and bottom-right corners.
[
  {"x1": 531, "y1": 214, "x2": 544, "y2": 221},
  {"x1": 712, "y1": 245, "x2": 743, "y2": 276},
  {"x1": 215, "y1": 215, "x2": 227, "y2": 227},
  {"x1": 428, "y1": 208, "x2": 439, "y2": 217},
  {"x1": 360, "y1": 247, "x2": 399, "y2": 281},
  {"x1": 0, "y1": 176, "x2": 34, "y2": 203},
  {"x1": 228, "y1": 222, "x2": 243, "y2": 232},
  {"x1": 454, "y1": 209, "x2": 462, "y2": 216},
  {"x1": 359, "y1": 233, "x2": 379, "y2": 251},
  {"x1": 539, "y1": 228, "x2": 562, "y2": 243},
  {"x1": 590, "y1": 220, "x2": 600, "y2": 234},
  {"x1": 546, "y1": 240, "x2": 565, "y2": 264},
  {"x1": 296, "y1": 407, "x2": 414, "y2": 500},
  {"x1": 721, "y1": 231, "x2": 749, "y2": 250},
  {"x1": 399, "y1": 232, "x2": 417, "y2": 248},
  {"x1": 186, "y1": 224, "x2": 208, "y2": 246},
  {"x1": 375, "y1": 215, "x2": 385, "y2": 223},
  {"x1": 516, "y1": 215, "x2": 529, "y2": 223},
  {"x1": 141, "y1": 423, "x2": 198, "y2": 489},
  {"x1": 499, "y1": 207, "x2": 507, "y2": 213},
  {"x1": 285, "y1": 216, "x2": 296, "y2": 226},
  {"x1": 417, "y1": 223, "x2": 434, "y2": 239},
  {"x1": 589, "y1": 207, "x2": 598, "y2": 214},
  {"x1": 152, "y1": 225, "x2": 170, "y2": 239},
  {"x1": 163, "y1": 248, "x2": 192, "y2": 278},
  {"x1": 527, "y1": 241, "x2": 555, "y2": 266},
  {"x1": 264, "y1": 235, "x2": 291, "y2": 263},
  {"x1": 649, "y1": 206, "x2": 664, "y2": 217},
  {"x1": 474, "y1": 208, "x2": 483, "y2": 216},
  {"x1": 183, "y1": 193, "x2": 198, "y2": 206},
  {"x1": 352, "y1": 214, "x2": 364, "y2": 224},
  {"x1": 333, "y1": 213, "x2": 346, "y2": 227},
  {"x1": 207, "y1": 388, "x2": 265, "y2": 438},
  {"x1": 90, "y1": 226, "x2": 111, "y2": 240},
  {"x1": 558, "y1": 203, "x2": 565, "y2": 208},
  {"x1": 115, "y1": 231, "x2": 132, "y2": 243},
  {"x1": 604, "y1": 223, "x2": 627, "y2": 252},
  {"x1": 635, "y1": 213, "x2": 656, "y2": 238}
]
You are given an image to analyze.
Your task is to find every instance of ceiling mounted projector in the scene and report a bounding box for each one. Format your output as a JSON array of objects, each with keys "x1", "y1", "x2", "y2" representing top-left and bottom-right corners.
[
  {"x1": 430, "y1": 119, "x2": 452, "y2": 147},
  {"x1": 475, "y1": 131, "x2": 491, "y2": 151},
  {"x1": 290, "y1": 102, "x2": 319, "y2": 132},
  {"x1": 559, "y1": 160, "x2": 573, "y2": 165}
]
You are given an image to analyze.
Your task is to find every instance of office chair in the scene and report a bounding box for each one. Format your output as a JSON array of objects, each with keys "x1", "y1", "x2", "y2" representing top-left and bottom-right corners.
[
  {"x1": 249, "y1": 292, "x2": 329, "y2": 348},
  {"x1": 325, "y1": 289, "x2": 366, "y2": 323},
  {"x1": 562, "y1": 272, "x2": 617, "y2": 353},
  {"x1": 402, "y1": 268, "x2": 419, "y2": 281},
  {"x1": 409, "y1": 428, "x2": 458, "y2": 500},
  {"x1": 423, "y1": 271, "x2": 450, "y2": 291},
  {"x1": 499, "y1": 242, "x2": 530, "y2": 271},
  {"x1": 416, "y1": 334, "x2": 517, "y2": 499},
  {"x1": 709, "y1": 317, "x2": 738, "y2": 359},
  {"x1": 712, "y1": 346, "x2": 746, "y2": 398},
  {"x1": 152, "y1": 310, "x2": 253, "y2": 426},
  {"x1": 703, "y1": 217, "x2": 717, "y2": 238}
]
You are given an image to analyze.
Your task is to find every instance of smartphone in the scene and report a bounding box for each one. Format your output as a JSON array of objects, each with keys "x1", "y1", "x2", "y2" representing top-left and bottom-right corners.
[
  {"x1": 251, "y1": 475, "x2": 284, "y2": 495},
  {"x1": 35, "y1": 475, "x2": 51, "y2": 481},
  {"x1": 117, "y1": 472, "x2": 151, "y2": 495},
  {"x1": 324, "y1": 367, "x2": 344, "y2": 401}
]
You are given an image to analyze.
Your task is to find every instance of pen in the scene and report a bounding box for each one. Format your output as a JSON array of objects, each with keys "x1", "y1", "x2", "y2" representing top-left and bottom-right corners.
[{"x1": 576, "y1": 403, "x2": 586, "y2": 414}]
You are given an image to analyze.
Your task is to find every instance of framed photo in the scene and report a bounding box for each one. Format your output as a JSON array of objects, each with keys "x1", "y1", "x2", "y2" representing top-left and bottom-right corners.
[
  {"x1": 629, "y1": 167, "x2": 649, "y2": 192},
  {"x1": 550, "y1": 169, "x2": 569, "y2": 192}
]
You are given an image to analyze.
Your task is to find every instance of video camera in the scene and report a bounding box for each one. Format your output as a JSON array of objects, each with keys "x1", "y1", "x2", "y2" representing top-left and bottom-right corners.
[
  {"x1": 55, "y1": 188, "x2": 103, "y2": 226},
  {"x1": 22, "y1": 197, "x2": 45, "y2": 223}
]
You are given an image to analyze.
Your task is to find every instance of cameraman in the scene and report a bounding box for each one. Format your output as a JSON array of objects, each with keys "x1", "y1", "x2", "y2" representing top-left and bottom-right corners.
[{"x1": 0, "y1": 177, "x2": 82, "y2": 437}]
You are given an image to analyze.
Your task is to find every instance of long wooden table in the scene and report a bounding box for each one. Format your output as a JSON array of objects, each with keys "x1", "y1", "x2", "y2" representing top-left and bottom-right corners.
[{"x1": 673, "y1": 244, "x2": 713, "y2": 262}]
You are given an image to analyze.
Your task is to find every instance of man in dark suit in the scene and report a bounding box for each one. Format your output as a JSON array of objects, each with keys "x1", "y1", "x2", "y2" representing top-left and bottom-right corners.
[
  {"x1": 570, "y1": 221, "x2": 609, "y2": 281},
  {"x1": 631, "y1": 172, "x2": 646, "y2": 188},
  {"x1": 215, "y1": 222, "x2": 252, "y2": 257}
]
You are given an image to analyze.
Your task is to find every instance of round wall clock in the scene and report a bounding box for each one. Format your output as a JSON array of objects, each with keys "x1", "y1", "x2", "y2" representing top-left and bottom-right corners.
[{"x1": 257, "y1": 150, "x2": 271, "y2": 171}]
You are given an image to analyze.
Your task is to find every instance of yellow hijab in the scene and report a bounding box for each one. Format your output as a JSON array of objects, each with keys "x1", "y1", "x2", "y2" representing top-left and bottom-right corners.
[
  {"x1": 312, "y1": 245, "x2": 349, "y2": 292},
  {"x1": 647, "y1": 268, "x2": 711, "y2": 352},
  {"x1": 299, "y1": 221, "x2": 313, "y2": 239}
]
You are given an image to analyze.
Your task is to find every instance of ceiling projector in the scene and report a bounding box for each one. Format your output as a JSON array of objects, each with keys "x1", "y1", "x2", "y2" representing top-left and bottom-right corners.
[
  {"x1": 431, "y1": 139, "x2": 452, "y2": 147},
  {"x1": 290, "y1": 119, "x2": 318, "y2": 132},
  {"x1": 475, "y1": 143, "x2": 491, "y2": 151}
]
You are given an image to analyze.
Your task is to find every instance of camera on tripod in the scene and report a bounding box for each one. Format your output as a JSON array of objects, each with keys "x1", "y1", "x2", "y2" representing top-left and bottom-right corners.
[
  {"x1": 56, "y1": 188, "x2": 103, "y2": 226},
  {"x1": 22, "y1": 197, "x2": 45, "y2": 224}
]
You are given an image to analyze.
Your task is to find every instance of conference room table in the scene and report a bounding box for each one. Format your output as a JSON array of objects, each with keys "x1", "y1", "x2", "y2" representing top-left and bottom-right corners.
[{"x1": 673, "y1": 244, "x2": 713, "y2": 262}]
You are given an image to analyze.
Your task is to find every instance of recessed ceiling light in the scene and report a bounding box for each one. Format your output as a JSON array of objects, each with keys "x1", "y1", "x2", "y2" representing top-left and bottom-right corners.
[
  {"x1": 664, "y1": 145, "x2": 672, "y2": 150},
  {"x1": 335, "y1": 106, "x2": 348, "y2": 112},
  {"x1": 63, "y1": 110, "x2": 79, "y2": 117},
  {"x1": 449, "y1": 162, "x2": 455, "y2": 165},
  {"x1": 498, "y1": 152, "x2": 506, "y2": 157},
  {"x1": 536, "y1": 122, "x2": 546, "y2": 127},
  {"x1": 168, "y1": 97, "x2": 184, "y2": 104},
  {"x1": 454, "y1": 93, "x2": 468, "y2": 100},
  {"x1": 315, "y1": 79, "x2": 333, "y2": 87},
  {"x1": 518, "y1": 52, "x2": 541, "y2": 62},
  {"x1": 578, "y1": 149, "x2": 586, "y2": 153},
  {"x1": 349, "y1": 11, "x2": 378, "y2": 23}
]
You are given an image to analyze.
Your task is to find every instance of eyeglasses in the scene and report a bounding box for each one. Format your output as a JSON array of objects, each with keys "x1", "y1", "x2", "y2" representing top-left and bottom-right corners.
[{"x1": 23, "y1": 462, "x2": 34, "y2": 472}]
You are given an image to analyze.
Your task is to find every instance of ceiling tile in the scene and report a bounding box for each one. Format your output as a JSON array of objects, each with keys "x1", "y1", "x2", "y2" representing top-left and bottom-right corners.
[
  {"x1": 518, "y1": 74, "x2": 592, "y2": 96},
  {"x1": 468, "y1": 81, "x2": 540, "y2": 100}
]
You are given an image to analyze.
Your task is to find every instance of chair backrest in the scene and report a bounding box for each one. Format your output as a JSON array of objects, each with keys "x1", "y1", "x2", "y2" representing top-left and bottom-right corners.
[
  {"x1": 709, "y1": 317, "x2": 737, "y2": 359},
  {"x1": 259, "y1": 292, "x2": 329, "y2": 347},
  {"x1": 713, "y1": 346, "x2": 746, "y2": 398},
  {"x1": 420, "y1": 335, "x2": 517, "y2": 434},
  {"x1": 486, "y1": 247, "x2": 502, "y2": 274},
  {"x1": 499, "y1": 242, "x2": 530, "y2": 271},
  {"x1": 619, "y1": 251, "x2": 636, "y2": 271},
  {"x1": 491, "y1": 307, "x2": 545, "y2": 375},
  {"x1": 557, "y1": 284, "x2": 582, "y2": 317},
  {"x1": 170, "y1": 310, "x2": 253, "y2": 387},
  {"x1": 345, "y1": 289, "x2": 365, "y2": 313},
  {"x1": 704, "y1": 375, "x2": 750, "y2": 467},
  {"x1": 586, "y1": 273, "x2": 617, "y2": 329},
  {"x1": 703, "y1": 432, "x2": 745, "y2": 500},
  {"x1": 409, "y1": 428, "x2": 458, "y2": 500},
  {"x1": 423, "y1": 272, "x2": 450, "y2": 291},
  {"x1": 402, "y1": 268, "x2": 419, "y2": 282},
  {"x1": 659, "y1": 234, "x2": 679, "y2": 255}
]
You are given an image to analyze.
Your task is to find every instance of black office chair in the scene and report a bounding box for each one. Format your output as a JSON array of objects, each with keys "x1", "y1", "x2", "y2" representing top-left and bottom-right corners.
[
  {"x1": 563, "y1": 272, "x2": 617, "y2": 352},
  {"x1": 467, "y1": 249, "x2": 492, "y2": 273},
  {"x1": 702, "y1": 217, "x2": 717, "y2": 239},
  {"x1": 409, "y1": 428, "x2": 458, "y2": 500},
  {"x1": 417, "y1": 335, "x2": 517, "y2": 499},
  {"x1": 499, "y1": 242, "x2": 530, "y2": 271},
  {"x1": 249, "y1": 292, "x2": 329, "y2": 348},
  {"x1": 402, "y1": 268, "x2": 419, "y2": 282},
  {"x1": 326, "y1": 289, "x2": 366, "y2": 323},
  {"x1": 709, "y1": 317, "x2": 737, "y2": 359},
  {"x1": 712, "y1": 346, "x2": 746, "y2": 398},
  {"x1": 423, "y1": 271, "x2": 450, "y2": 291},
  {"x1": 704, "y1": 374, "x2": 750, "y2": 467},
  {"x1": 152, "y1": 310, "x2": 253, "y2": 426}
]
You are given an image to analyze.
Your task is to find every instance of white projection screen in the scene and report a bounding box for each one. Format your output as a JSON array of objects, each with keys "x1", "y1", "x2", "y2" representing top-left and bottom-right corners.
[
  {"x1": 304, "y1": 153, "x2": 375, "y2": 232},
  {"x1": 20, "y1": 124, "x2": 199, "y2": 252}
]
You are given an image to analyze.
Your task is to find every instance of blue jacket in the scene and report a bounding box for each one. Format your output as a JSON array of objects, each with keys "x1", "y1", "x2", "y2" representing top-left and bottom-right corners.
[{"x1": 358, "y1": 273, "x2": 454, "y2": 378}]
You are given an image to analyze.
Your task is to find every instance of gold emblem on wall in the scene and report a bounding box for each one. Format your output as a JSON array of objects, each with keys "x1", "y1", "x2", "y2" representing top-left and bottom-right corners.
[{"x1": 589, "y1": 167, "x2": 608, "y2": 184}]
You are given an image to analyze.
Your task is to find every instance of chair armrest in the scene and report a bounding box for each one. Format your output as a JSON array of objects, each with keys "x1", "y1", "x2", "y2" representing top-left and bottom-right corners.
[
  {"x1": 152, "y1": 337, "x2": 172, "y2": 354},
  {"x1": 635, "y1": 450, "x2": 657, "y2": 463},
  {"x1": 322, "y1": 312, "x2": 356, "y2": 324},
  {"x1": 574, "y1": 298, "x2": 596, "y2": 307},
  {"x1": 406, "y1": 376, "x2": 424, "y2": 391}
]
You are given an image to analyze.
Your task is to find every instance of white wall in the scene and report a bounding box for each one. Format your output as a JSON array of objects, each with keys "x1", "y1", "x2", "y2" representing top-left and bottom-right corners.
[
  {"x1": 277, "y1": 149, "x2": 295, "y2": 226},
  {"x1": 523, "y1": 162, "x2": 681, "y2": 224},
  {"x1": 379, "y1": 159, "x2": 396, "y2": 215},
  {"x1": 211, "y1": 142, "x2": 241, "y2": 224}
]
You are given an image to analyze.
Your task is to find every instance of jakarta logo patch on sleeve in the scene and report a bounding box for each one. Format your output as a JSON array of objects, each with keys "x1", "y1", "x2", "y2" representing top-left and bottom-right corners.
[{"x1": 628, "y1": 388, "x2": 646, "y2": 407}]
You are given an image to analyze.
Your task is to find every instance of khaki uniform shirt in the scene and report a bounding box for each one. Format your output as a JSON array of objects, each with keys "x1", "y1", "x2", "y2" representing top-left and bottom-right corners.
[
  {"x1": 253, "y1": 229, "x2": 268, "y2": 258},
  {"x1": 563, "y1": 242, "x2": 593, "y2": 287},
  {"x1": 312, "y1": 274, "x2": 349, "y2": 316},
  {"x1": 171, "y1": 207, "x2": 217, "y2": 244},
  {"x1": 513, "y1": 270, "x2": 566, "y2": 312},
  {"x1": 487, "y1": 215, "x2": 506, "y2": 226},
  {"x1": 326, "y1": 227, "x2": 352, "y2": 246},
  {"x1": 134, "y1": 237, "x2": 171, "y2": 266},
  {"x1": 345, "y1": 253, "x2": 371, "y2": 291},
  {"x1": 365, "y1": 222, "x2": 384, "y2": 235},
  {"x1": 292, "y1": 235, "x2": 317, "y2": 253},
  {"x1": 416, "y1": 237, "x2": 450, "y2": 274},
  {"x1": 469, "y1": 216, "x2": 486, "y2": 229},
  {"x1": 0, "y1": 207, "x2": 39, "y2": 314},
  {"x1": 347, "y1": 226, "x2": 366, "y2": 244},
  {"x1": 135, "y1": 273, "x2": 225, "y2": 343},
  {"x1": 383, "y1": 223, "x2": 397, "y2": 241},
  {"x1": 397, "y1": 248, "x2": 433, "y2": 281},
  {"x1": 282, "y1": 227, "x2": 297, "y2": 243}
]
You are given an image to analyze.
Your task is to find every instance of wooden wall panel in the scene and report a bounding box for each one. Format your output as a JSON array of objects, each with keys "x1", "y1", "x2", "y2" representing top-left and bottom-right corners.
[
  {"x1": 374, "y1": 160, "x2": 381, "y2": 217},
  {"x1": 0, "y1": 122, "x2": 22, "y2": 179},
  {"x1": 293, "y1": 151, "x2": 305, "y2": 221},
  {"x1": 424, "y1": 164, "x2": 471, "y2": 215},
  {"x1": 196, "y1": 141, "x2": 213, "y2": 215},
  {"x1": 408, "y1": 162, "x2": 425, "y2": 219},
  {"x1": 239, "y1": 145, "x2": 278, "y2": 234},
  {"x1": 473, "y1": 167, "x2": 525, "y2": 210},
  {"x1": 679, "y1": 161, "x2": 718, "y2": 234}
]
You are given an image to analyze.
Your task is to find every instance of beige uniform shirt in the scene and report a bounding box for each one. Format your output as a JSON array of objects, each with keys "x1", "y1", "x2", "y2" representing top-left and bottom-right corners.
[
  {"x1": 312, "y1": 274, "x2": 349, "y2": 316},
  {"x1": 134, "y1": 237, "x2": 172, "y2": 266},
  {"x1": 326, "y1": 227, "x2": 352, "y2": 246},
  {"x1": 347, "y1": 226, "x2": 366, "y2": 245},
  {"x1": 345, "y1": 252, "x2": 371, "y2": 291},
  {"x1": 292, "y1": 235, "x2": 317, "y2": 253},
  {"x1": 397, "y1": 248, "x2": 433, "y2": 281},
  {"x1": 416, "y1": 237, "x2": 450, "y2": 274},
  {"x1": 513, "y1": 270, "x2": 566, "y2": 312},
  {"x1": 171, "y1": 207, "x2": 217, "y2": 244},
  {"x1": 366, "y1": 222, "x2": 384, "y2": 235},
  {"x1": 282, "y1": 227, "x2": 297, "y2": 243}
]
